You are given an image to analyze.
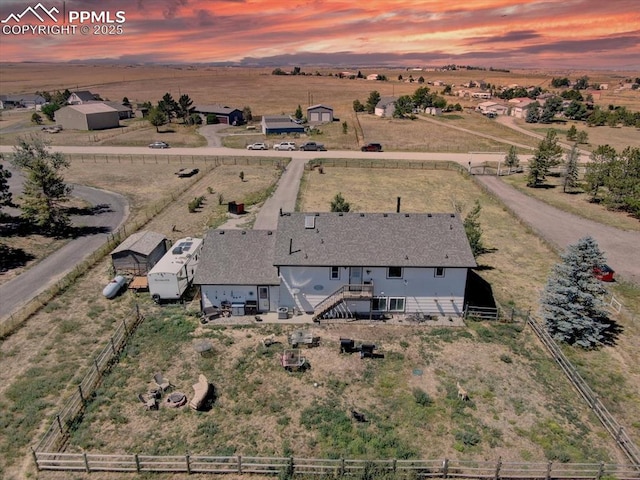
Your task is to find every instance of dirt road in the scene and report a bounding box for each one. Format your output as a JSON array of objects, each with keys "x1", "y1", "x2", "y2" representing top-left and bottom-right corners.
[{"x1": 477, "y1": 175, "x2": 640, "y2": 284}]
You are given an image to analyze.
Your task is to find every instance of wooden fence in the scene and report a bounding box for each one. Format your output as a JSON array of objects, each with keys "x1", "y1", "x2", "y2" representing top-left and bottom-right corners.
[
  {"x1": 527, "y1": 317, "x2": 640, "y2": 466},
  {"x1": 32, "y1": 453, "x2": 640, "y2": 478},
  {"x1": 67, "y1": 153, "x2": 288, "y2": 167},
  {"x1": 33, "y1": 305, "x2": 144, "y2": 455},
  {"x1": 305, "y1": 158, "x2": 464, "y2": 170}
]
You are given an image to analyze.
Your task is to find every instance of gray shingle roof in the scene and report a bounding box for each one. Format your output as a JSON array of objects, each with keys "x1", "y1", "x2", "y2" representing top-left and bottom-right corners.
[
  {"x1": 262, "y1": 116, "x2": 305, "y2": 129},
  {"x1": 194, "y1": 230, "x2": 279, "y2": 285},
  {"x1": 274, "y1": 212, "x2": 476, "y2": 268},
  {"x1": 111, "y1": 231, "x2": 167, "y2": 256},
  {"x1": 72, "y1": 91, "x2": 98, "y2": 101},
  {"x1": 194, "y1": 104, "x2": 240, "y2": 115}
]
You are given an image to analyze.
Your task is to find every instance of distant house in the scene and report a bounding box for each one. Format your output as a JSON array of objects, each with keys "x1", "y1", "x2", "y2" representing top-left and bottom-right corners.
[
  {"x1": 471, "y1": 92, "x2": 492, "y2": 99},
  {"x1": 55, "y1": 103, "x2": 120, "y2": 130},
  {"x1": 307, "y1": 104, "x2": 333, "y2": 124},
  {"x1": 193, "y1": 104, "x2": 244, "y2": 125},
  {"x1": 424, "y1": 107, "x2": 443, "y2": 116},
  {"x1": 68, "y1": 91, "x2": 100, "y2": 105},
  {"x1": 0, "y1": 94, "x2": 46, "y2": 110},
  {"x1": 110, "y1": 231, "x2": 169, "y2": 276},
  {"x1": 476, "y1": 101, "x2": 508, "y2": 116},
  {"x1": 103, "y1": 101, "x2": 134, "y2": 119},
  {"x1": 194, "y1": 212, "x2": 476, "y2": 320},
  {"x1": 366, "y1": 74, "x2": 379, "y2": 81},
  {"x1": 194, "y1": 230, "x2": 280, "y2": 314},
  {"x1": 261, "y1": 115, "x2": 306, "y2": 135},
  {"x1": 375, "y1": 97, "x2": 397, "y2": 117},
  {"x1": 509, "y1": 98, "x2": 535, "y2": 119}
]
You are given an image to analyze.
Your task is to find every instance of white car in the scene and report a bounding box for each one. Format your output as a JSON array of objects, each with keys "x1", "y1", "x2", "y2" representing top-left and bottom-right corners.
[
  {"x1": 246, "y1": 142, "x2": 268, "y2": 150},
  {"x1": 274, "y1": 141, "x2": 296, "y2": 151},
  {"x1": 148, "y1": 141, "x2": 170, "y2": 149}
]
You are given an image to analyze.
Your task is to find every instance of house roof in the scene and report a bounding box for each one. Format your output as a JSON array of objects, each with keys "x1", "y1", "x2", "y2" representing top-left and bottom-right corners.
[
  {"x1": 102, "y1": 101, "x2": 133, "y2": 113},
  {"x1": 71, "y1": 91, "x2": 97, "y2": 101},
  {"x1": 262, "y1": 115, "x2": 306, "y2": 129},
  {"x1": 274, "y1": 212, "x2": 476, "y2": 268},
  {"x1": 111, "y1": 231, "x2": 167, "y2": 256},
  {"x1": 0, "y1": 94, "x2": 46, "y2": 103},
  {"x1": 376, "y1": 97, "x2": 397, "y2": 108},
  {"x1": 193, "y1": 230, "x2": 279, "y2": 285},
  {"x1": 194, "y1": 104, "x2": 241, "y2": 115},
  {"x1": 59, "y1": 103, "x2": 118, "y2": 114},
  {"x1": 307, "y1": 104, "x2": 333, "y2": 111}
]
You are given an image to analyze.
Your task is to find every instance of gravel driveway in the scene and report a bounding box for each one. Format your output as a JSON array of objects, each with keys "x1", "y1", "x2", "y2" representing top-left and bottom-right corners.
[{"x1": 476, "y1": 175, "x2": 640, "y2": 285}]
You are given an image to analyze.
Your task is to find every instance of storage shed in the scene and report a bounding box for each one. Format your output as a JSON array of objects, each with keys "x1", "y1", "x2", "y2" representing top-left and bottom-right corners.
[
  {"x1": 307, "y1": 104, "x2": 333, "y2": 124},
  {"x1": 110, "y1": 231, "x2": 169, "y2": 276}
]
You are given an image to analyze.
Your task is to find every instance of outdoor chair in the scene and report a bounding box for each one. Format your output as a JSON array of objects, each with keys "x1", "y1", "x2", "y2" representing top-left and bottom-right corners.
[{"x1": 154, "y1": 372, "x2": 172, "y2": 392}]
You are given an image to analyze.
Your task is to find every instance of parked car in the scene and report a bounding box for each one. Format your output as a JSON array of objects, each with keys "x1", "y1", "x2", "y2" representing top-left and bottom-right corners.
[
  {"x1": 274, "y1": 141, "x2": 296, "y2": 151},
  {"x1": 361, "y1": 143, "x2": 383, "y2": 152},
  {"x1": 299, "y1": 142, "x2": 326, "y2": 151},
  {"x1": 149, "y1": 141, "x2": 170, "y2": 149},
  {"x1": 246, "y1": 142, "x2": 268, "y2": 150}
]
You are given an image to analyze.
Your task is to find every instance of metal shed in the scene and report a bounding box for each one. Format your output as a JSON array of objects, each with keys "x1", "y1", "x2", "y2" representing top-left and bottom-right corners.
[{"x1": 110, "y1": 231, "x2": 169, "y2": 276}]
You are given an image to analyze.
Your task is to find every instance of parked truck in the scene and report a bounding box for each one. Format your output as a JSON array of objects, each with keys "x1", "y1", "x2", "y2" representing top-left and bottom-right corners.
[
  {"x1": 299, "y1": 142, "x2": 326, "y2": 151},
  {"x1": 148, "y1": 237, "x2": 203, "y2": 302}
]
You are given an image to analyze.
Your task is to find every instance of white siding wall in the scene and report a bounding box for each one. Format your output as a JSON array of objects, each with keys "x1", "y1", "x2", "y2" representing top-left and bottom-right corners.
[
  {"x1": 200, "y1": 285, "x2": 280, "y2": 312},
  {"x1": 278, "y1": 266, "x2": 468, "y2": 315}
]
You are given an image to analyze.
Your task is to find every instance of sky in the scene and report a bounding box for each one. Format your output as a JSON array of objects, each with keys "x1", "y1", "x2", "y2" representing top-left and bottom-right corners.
[{"x1": 1, "y1": 0, "x2": 639, "y2": 69}]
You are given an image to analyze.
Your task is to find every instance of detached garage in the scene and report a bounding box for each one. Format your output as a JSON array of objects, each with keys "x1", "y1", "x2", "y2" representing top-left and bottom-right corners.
[
  {"x1": 55, "y1": 103, "x2": 120, "y2": 130},
  {"x1": 110, "y1": 231, "x2": 169, "y2": 276},
  {"x1": 307, "y1": 104, "x2": 333, "y2": 124}
]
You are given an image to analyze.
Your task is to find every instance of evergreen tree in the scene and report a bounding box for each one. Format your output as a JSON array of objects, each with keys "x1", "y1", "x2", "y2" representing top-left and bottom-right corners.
[
  {"x1": 584, "y1": 144, "x2": 616, "y2": 200},
  {"x1": 541, "y1": 237, "x2": 610, "y2": 349},
  {"x1": 527, "y1": 130, "x2": 563, "y2": 187},
  {"x1": 504, "y1": 146, "x2": 520, "y2": 170},
  {"x1": 353, "y1": 99, "x2": 365, "y2": 112},
  {"x1": 566, "y1": 125, "x2": 578, "y2": 141},
  {"x1": 0, "y1": 161, "x2": 13, "y2": 208},
  {"x1": 576, "y1": 130, "x2": 589, "y2": 144},
  {"x1": 176, "y1": 94, "x2": 195, "y2": 124},
  {"x1": 365, "y1": 91, "x2": 381, "y2": 114},
  {"x1": 294, "y1": 104, "x2": 303, "y2": 121},
  {"x1": 393, "y1": 95, "x2": 414, "y2": 118},
  {"x1": 242, "y1": 106, "x2": 253, "y2": 122},
  {"x1": 525, "y1": 102, "x2": 540, "y2": 123},
  {"x1": 463, "y1": 200, "x2": 484, "y2": 257},
  {"x1": 10, "y1": 136, "x2": 72, "y2": 234},
  {"x1": 563, "y1": 144, "x2": 580, "y2": 193},
  {"x1": 330, "y1": 192, "x2": 350, "y2": 212},
  {"x1": 158, "y1": 93, "x2": 178, "y2": 122},
  {"x1": 148, "y1": 107, "x2": 168, "y2": 132}
]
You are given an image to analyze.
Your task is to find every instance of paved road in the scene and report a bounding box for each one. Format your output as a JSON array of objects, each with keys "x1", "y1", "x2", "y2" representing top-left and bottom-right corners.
[
  {"x1": 0, "y1": 180, "x2": 129, "y2": 320},
  {"x1": 477, "y1": 175, "x2": 640, "y2": 284}
]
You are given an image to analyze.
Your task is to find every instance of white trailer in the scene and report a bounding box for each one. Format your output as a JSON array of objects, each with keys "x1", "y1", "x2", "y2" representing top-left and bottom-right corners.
[{"x1": 148, "y1": 237, "x2": 203, "y2": 302}]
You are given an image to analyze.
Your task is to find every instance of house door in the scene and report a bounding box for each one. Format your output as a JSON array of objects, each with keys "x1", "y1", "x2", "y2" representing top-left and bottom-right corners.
[
  {"x1": 349, "y1": 267, "x2": 363, "y2": 291},
  {"x1": 258, "y1": 286, "x2": 270, "y2": 312}
]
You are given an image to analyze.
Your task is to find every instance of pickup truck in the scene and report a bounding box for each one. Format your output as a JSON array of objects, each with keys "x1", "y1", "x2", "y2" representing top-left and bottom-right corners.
[{"x1": 299, "y1": 142, "x2": 326, "y2": 151}]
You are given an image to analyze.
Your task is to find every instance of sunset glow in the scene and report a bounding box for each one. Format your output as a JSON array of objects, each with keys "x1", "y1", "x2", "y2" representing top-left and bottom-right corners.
[{"x1": 1, "y1": 0, "x2": 638, "y2": 68}]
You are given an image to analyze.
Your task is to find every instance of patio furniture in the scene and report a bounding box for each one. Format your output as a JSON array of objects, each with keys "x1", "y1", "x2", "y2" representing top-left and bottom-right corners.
[{"x1": 154, "y1": 372, "x2": 172, "y2": 392}]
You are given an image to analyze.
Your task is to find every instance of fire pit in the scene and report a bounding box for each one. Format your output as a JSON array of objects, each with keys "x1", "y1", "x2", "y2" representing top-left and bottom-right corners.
[{"x1": 165, "y1": 392, "x2": 187, "y2": 408}]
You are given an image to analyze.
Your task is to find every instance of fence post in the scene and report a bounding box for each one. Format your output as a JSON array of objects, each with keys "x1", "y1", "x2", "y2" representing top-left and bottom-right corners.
[
  {"x1": 237, "y1": 455, "x2": 242, "y2": 474},
  {"x1": 94, "y1": 358, "x2": 100, "y2": 377},
  {"x1": 546, "y1": 461, "x2": 552, "y2": 480},
  {"x1": 442, "y1": 458, "x2": 449, "y2": 478},
  {"x1": 494, "y1": 456, "x2": 502, "y2": 480},
  {"x1": 110, "y1": 337, "x2": 117, "y2": 355},
  {"x1": 56, "y1": 415, "x2": 63, "y2": 434},
  {"x1": 596, "y1": 461, "x2": 604, "y2": 480},
  {"x1": 84, "y1": 452, "x2": 90, "y2": 472},
  {"x1": 78, "y1": 384, "x2": 84, "y2": 403},
  {"x1": 31, "y1": 447, "x2": 40, "y2": 471},
  {"x1": 340, "y1": 457, "x2": 345, "y2": 477},
  {"x1": 186, "y1": 452, "x2": 191, "y2": 474},
  {"x1": 392, "y1": 459, "x2": 397, "y2": 473},
  {"x1": 135, "y1": 453, "x2": 141, "y2": 472}
]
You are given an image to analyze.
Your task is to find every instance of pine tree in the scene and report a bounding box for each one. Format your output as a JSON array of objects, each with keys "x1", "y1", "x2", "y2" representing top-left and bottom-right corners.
[
  {"x1": 0, "y1": 161, "x2": 13, "y2": 208},
  {"x1": 504, "y1": 146, "x2": 520, "y2": 171},
  {"x1": 330, "y1": 192, "x2": 350, "y2": 212},
  {"x1": 541, "y1": 237, "x2": 610, "y2": 349},
  {"x1": 527, "y1": 130, "x2": 563, "y2": 186},
  {"x1": 566, "y1": 125, "x2": 577, "y2": 141},
  {"x1": 294, "y1": 105, "x2": 303, "y2": 121},
  {"x1": 10, "y1": 136, "x2": 72, "y2": 234},
  {"x1": 463, "y1": 200, "x2": 484, "y2": 257},
  {"x1": 563, "y1": 144, "x2": 580, "y2": 193}
]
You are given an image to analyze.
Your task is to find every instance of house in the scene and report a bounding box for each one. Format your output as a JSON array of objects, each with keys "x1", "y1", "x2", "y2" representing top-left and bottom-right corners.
[
  {"x1": 471, "y1": 92, "x2": 492, "y2": 99},
  {"x1": 275, "y1": 212, "x2": 476, "y2": 319},
  {"x1": 476, "y1": 101, "x2": 508, "y2": 116},
  {"x1": 194, "y1": 230, "x2": 280, "y2": 314},
  {"x1": 509, "y1": 98, "x2": 535, "y2": 119},
  {"x1": 193, "y1": 104, "x2": 244, "y2": 125},
  {"x1": 68, "y1": 91, "x2": 99, "y2": 105},
  {"x1": 55, "y1": 103, "x2": 120, "y2": 130},
  {"x1": 307, "y1": 104, "x2": 333, "y2": 124},
  {"x1": 110, "y1": 231, "x2": 169, "y2": 276},
  {"x1": 0, "y1": 94, "x2": 46, "y2": 110},
  {"x1": 103, "y1": 101, "x2": 134, "y2": 119},
  {"x1": 366, "y1": 74, "x2": 379, "y2": 81},
  {"x1": 261, "y1": 115, "x2": 306, "y2": 135},
  {"x1": 424, "y1": 107, "x2": 443, "y2": 116},
  {"x1": 374, "y1": 97, "x2": 397, "y2": 117}
]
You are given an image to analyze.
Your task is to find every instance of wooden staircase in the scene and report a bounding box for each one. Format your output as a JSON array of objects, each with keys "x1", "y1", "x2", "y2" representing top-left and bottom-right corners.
[{"x1": 313, "y1": 283, "x2": 373, "y2": 321}]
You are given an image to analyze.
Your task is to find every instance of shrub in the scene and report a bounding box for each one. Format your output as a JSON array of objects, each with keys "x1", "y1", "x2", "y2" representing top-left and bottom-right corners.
[{"x1": 413, "y1": 388, "x2": 433, "y2": 406}]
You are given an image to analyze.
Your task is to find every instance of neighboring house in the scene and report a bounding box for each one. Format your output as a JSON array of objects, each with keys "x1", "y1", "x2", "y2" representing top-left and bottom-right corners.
[
  {"x1": 307, "y1": 104, "x2": 333, "y2": 124},
  {"x1": 110, "y1": 231, "x2": 169, "y2": 276},
  {"x1": 509, "y1": 98, "x2": 535, "y2": 119},
  {"x1": 55, "y1": 103, "x2": 120, "y2": 130},
  {"x1": 476, "y1": 101, "x2": 508, "y2": 116},
  {"x1": 374, "y1": 97, "x2": 397, "y2": 117},
  {"x1": 366, "y1": 74, "x2": 379, "y2": 81},
  {"x1": 0, "y1": 94, "x2": 46, "y2": 109},
  {"x1": 424, "y1": 107, "x2": 443, "y2": 116},
  {"x1": 194, "y1": 230, "x2": 280, "y2": 314},
  {"x1": 193, "y1": 104, "x2": 244, "y2": 125},
  {"x1": 471, "y1": 92, "x2": 492, "y2": 99},
  {"x1": 68, "y1": 91, "x2": 99, "y2": 105},
  {"x1": 261, "y1": 115, "x2": 306, "y2": 135}
]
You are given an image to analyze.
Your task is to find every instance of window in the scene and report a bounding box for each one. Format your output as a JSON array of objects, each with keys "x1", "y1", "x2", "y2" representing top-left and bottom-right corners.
[
  {"x1": 372, "y1": 297, "x2": 387, "y2": 311},
  {"x1": 388, "y1": 297, "x2": 405, "y2": 312},
  {"x1": 330, "y1": 266, "x2": 340, "y2": 280},
  {"x1": 435, "y1": 267, "x2": 445, "y2": 278},
  {"x1": 387, "y1": 266, "x2": 403, "y2": 278}
]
